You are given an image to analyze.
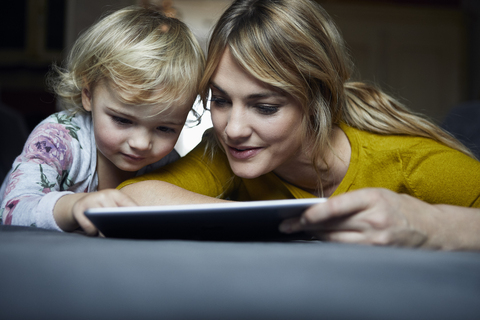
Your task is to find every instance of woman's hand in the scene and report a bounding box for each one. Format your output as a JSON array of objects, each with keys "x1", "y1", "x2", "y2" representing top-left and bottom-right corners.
[
  {"x1": 279, "y1": 188, "x2": 437, "y2": 248},
  {"x1": 54, "y1": 189, "x2": 138, "y2": 236}
]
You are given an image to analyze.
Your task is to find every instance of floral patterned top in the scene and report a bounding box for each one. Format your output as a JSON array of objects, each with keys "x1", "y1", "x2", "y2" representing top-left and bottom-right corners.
[{"x1": 0, "y1": 111, "x2": 179, "y2": 230}]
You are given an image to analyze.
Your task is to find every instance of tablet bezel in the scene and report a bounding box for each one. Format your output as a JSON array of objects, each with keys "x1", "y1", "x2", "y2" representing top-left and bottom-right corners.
[{"x1": 85, "y1": 198, "x2": 326, "y2": 241}]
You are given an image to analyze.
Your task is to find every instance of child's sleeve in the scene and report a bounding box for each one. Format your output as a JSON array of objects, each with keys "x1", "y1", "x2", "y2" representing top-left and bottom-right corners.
[{"x1": 0, "y1": 120, "x2": 78, "y2": 230}]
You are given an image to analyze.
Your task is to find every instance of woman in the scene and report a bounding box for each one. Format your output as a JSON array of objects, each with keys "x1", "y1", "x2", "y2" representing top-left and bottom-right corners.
[{"x1": 119, "y1": 0, "x2": 480, "y2": 249}]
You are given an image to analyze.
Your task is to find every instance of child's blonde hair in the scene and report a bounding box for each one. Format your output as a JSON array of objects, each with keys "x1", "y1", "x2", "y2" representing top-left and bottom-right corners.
[{"x1": 48, "y1": 5, "x2": 205, "y2": 113}]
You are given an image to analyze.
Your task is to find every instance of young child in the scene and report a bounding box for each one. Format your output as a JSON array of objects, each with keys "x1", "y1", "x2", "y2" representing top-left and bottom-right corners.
[{"x1": 0, "y1": 6, "x2": 205, "y2": 235}]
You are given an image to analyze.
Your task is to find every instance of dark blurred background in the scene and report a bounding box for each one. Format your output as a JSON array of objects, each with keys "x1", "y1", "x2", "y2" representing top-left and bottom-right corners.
[{"x1": 0, "y1": 0, "x2": 479, "y2": 144}]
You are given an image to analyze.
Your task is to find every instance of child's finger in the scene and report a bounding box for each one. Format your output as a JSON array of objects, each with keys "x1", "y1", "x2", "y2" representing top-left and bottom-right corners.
[
  {"x1": 112, "y1": 191, "x2": 138, "y2": 207},
  {"x1": 76, "y1": 212, "x2": 99, "y2": 236},
  {"x1": 96, "y1": 189, "x2": 138, "y2": 207}
]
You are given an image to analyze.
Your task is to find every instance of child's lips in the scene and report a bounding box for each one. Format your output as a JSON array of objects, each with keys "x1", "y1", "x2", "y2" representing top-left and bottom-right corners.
[{"x1": 122, "y1": 153, "x2": 146, "y2": 161}]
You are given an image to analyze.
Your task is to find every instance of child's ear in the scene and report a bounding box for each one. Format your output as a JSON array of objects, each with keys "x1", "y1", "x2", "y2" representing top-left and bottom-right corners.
[{"x1": 81, "y1": 86, "x2": 93, "y2": 112}]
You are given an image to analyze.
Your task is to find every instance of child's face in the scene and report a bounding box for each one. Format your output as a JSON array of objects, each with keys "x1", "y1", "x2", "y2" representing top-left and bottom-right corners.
[{"x1": 82, "y1": 80, "x2": 191, "y2": 173}]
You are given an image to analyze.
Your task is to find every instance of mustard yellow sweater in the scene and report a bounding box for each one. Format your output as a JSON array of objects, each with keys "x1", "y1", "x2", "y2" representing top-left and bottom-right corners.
[{"x1": 119, "y1": 124, "x2": 480, "y2": 207}]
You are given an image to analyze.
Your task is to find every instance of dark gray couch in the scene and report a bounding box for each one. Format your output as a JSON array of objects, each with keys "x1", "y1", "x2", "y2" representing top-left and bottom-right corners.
[{"x1": 1, "y1": 225, "x2": 480, "y2": 320}]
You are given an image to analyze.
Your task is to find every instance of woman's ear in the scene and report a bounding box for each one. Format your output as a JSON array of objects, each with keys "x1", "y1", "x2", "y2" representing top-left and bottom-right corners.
[{"x1": 81, "y1": 86, "x2": 93, "y2": 112}]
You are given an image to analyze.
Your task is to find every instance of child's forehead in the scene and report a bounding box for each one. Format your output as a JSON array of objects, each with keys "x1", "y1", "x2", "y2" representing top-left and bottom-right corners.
[
  {"x1": 92, "y1": 80, "x2": 191, "y2": 118},
  {"x1": 98, "y1": 79, "x2": 192, "y2": 109}
]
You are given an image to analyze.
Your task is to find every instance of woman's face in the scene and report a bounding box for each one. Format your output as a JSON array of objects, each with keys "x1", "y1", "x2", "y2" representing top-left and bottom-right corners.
[{"x1": 210, "y1": 49, "x2": 306, "y2": 179}]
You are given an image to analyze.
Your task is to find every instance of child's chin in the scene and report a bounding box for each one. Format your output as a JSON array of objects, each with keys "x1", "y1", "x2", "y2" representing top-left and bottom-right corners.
[{"x1": 117, "y1": 163, "x2": 143, "y2": 172}]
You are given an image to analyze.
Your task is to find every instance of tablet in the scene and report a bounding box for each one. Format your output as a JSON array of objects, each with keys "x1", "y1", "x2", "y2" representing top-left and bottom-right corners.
[{"x1": 84, "y1": 198, "x2": 326, "y2": 241}]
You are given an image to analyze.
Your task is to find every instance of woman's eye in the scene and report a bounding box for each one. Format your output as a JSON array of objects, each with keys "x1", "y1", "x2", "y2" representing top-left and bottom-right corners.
[
  {"x1": 157, "y1": 126, "x2": 175, "y2": 134},
  {"x1": 112, "y1": 116, "x2": 132, "y2": 125},
  {"x1": 210, "y1": 96, "x2": 229, "y2": 107},
  {"x1": 257, "y1": 105, "x2": 279, "y2": 115}
]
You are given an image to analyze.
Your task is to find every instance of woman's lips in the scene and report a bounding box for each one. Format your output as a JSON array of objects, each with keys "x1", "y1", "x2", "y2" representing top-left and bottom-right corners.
[{"x1": 227, "y1": 146, "x2": 263, "y2": 160}]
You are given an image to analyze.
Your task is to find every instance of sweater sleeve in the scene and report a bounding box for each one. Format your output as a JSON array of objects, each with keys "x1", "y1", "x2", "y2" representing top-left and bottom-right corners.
[{"x1": 0, "y1": 116, "x2": 80, "y2": 230}]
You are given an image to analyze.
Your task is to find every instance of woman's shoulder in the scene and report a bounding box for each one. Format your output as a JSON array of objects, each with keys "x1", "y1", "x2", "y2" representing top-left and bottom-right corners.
[
  {"x1": 340, "y1": 122, "x2": 456, "y2": 153},
  {"x1": 340, "y1": 122, "x2": 480, "y2": 181}
]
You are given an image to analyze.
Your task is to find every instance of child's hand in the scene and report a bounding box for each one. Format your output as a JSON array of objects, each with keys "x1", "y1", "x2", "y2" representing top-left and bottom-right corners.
[{"x1": 54, "y1": 189, "x2": 138, "y2": 236}]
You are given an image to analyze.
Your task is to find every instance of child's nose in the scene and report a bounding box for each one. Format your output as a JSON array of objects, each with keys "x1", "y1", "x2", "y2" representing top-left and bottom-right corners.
[{"x1": 129, "y1": 129, "x2": 152, "y2": 151}]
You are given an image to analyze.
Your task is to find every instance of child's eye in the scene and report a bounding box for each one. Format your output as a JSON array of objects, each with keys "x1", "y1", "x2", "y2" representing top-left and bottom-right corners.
[
  {"x1": 157, "y1": 126, "x2": 175, "y2": 134},
  {"x1": 112, "y1": 116, "x2": 132, "y2": 125},
  {"x1": 210, "y1": 96, "x2": 229, "y2": 107},
  {"x1": 257, "y1": 105, "x2": 279, "y2": 115}
]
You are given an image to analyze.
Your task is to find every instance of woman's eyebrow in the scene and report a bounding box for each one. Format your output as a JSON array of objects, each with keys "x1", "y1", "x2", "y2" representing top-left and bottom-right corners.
[
  {"x1": 246, "y1": 92, "x2": 283, "y2": 100},
  {"x1": 209, "y1": 82, "x2": 227, "y2": 95},
  {"x1": 210, "y1": 82, "x2": 283, "y2": 100}
]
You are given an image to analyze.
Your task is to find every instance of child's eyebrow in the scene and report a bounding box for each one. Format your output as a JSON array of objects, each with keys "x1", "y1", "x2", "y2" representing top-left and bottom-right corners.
[
  {"x1": 107, "y1": 107, "x2": 184, "y2": 126},
  {"x1": 107, "y1": 107, "x2": 137, "y2": 119},
  {"x1": 159, "y1": 119, "x2": 185, "y2": 126}
]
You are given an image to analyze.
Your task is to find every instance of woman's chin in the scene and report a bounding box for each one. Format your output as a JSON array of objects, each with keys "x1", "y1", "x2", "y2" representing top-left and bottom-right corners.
[{"x1": 230, "y1": 166, "x2": 265, "y2": 180}]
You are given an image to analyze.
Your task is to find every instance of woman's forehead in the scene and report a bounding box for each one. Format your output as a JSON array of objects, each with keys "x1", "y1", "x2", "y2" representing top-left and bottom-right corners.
[{"x1": 210, "y1": 49, "x2": 284, "y2": 96}]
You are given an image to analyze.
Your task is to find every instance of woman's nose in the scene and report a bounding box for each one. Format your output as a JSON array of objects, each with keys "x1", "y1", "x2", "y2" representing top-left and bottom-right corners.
[{"x1": 224, "y1": 107, "x2": 251, "y2": 140}]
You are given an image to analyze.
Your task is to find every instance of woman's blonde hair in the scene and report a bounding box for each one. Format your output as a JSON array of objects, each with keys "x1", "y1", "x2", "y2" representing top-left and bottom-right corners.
[
  {"x1": 200, "y1": 0, "x2": 476, "y2": 189},
  {"x1": 48, "y1": 5, "x2": 205, "y2": 113}
]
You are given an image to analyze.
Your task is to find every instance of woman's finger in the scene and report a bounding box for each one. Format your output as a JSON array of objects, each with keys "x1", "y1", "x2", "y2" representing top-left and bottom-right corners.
[
  {"x1": 303, "y1": 188, "x2": 391, "y2": 224},
  {"x1": 312, "y1": 230, "x2": 366, "y2": 244}
]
